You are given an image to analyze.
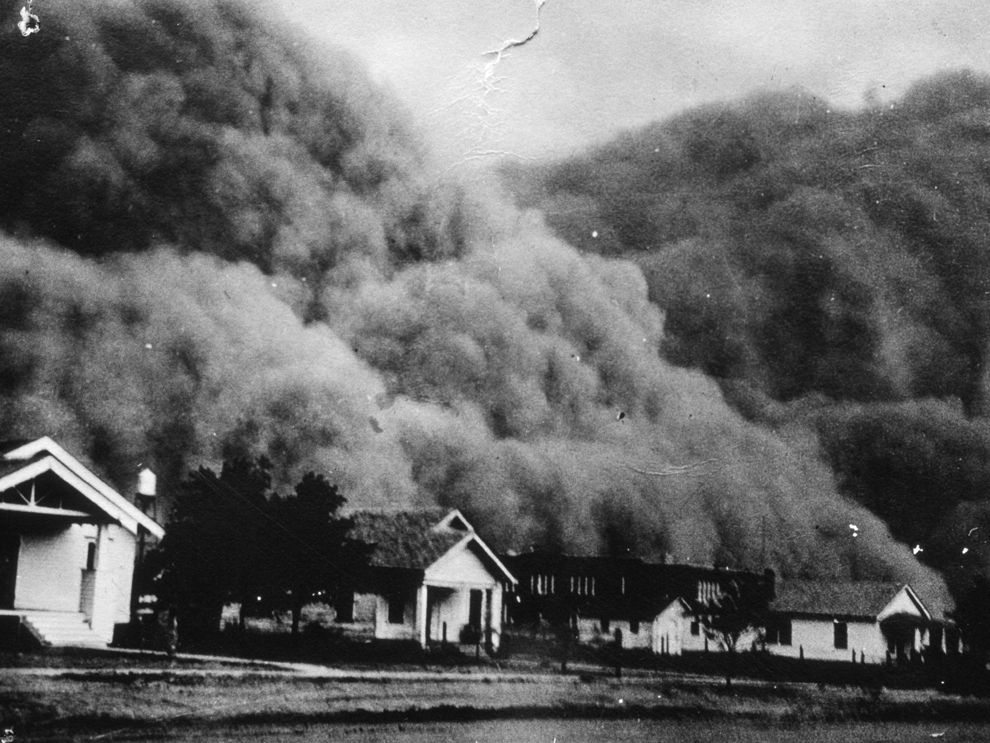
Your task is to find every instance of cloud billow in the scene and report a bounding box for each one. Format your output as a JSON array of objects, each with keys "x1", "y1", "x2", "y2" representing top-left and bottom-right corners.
[{"x1": 0, "y1": 0, "x2": 949, "y2": 609}]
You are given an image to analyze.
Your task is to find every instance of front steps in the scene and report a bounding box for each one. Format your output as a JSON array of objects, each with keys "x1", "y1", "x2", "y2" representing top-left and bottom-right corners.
[{"x1": 20, "y1": 611, "x2": 107, "y2": 648}]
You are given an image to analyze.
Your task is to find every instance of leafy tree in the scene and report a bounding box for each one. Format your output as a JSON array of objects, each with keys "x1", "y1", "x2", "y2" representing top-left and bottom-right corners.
[
  {"x1": 152, "y1": 459, "x2": 371, "y2": 645},
  {"x1": 264, "y1": 473, "x2": 373, "y2": 636},
  {"x1": 697, "y1": 577, "x2": 770, "y2": 688},
  {"x1": 154, "y1": 457, "x2": 273, "y2": 642}
]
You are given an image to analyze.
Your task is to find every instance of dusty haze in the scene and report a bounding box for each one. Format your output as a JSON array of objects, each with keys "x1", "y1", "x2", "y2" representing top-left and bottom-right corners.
[{"x1": 0, "y1": 0, "x2": 950, "y2": 610}]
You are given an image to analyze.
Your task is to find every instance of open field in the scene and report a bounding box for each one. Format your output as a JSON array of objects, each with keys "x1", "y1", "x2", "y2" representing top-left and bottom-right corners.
[
  {"x1": 5, "y1": 659, "x2": 990, "y2": 742},
  {"x1": 84, "y1": 718, "x2": 990, "y2": 743}
]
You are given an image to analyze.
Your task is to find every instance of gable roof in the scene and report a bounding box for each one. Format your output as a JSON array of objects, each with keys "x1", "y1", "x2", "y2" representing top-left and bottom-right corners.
[
  {"x1": 351, "y1": 510, "x2": 464, "y2": 569},
  {"x1": 657, "y1": 596, "x2": 693, "y2": 617},
  {"x1": 0, "y1": 437, "x2": 164, "y2": 538},
  {"x1": 771, "y1": 581, "x2": 929, "y2": 621},
  {"x1": 349, "y1": 509, "x2": 515, "y2": 583}
]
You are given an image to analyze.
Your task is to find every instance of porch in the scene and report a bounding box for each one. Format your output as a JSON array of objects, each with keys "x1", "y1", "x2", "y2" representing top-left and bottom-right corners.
[
  {"x1": 376, "y1": 580, "x2": 500, "y2": 650},
  {"x1": 419, "y1": 583, "x2": 497, "y2": 648},
  {"x1": 881, "y1": 613, "x2": 928, "y2": 664}
]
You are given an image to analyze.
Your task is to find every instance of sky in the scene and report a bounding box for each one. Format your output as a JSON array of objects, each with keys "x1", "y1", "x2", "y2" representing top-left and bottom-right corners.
[{"x1": 273, "y1": 0, "x2": 990, "y2": 167}]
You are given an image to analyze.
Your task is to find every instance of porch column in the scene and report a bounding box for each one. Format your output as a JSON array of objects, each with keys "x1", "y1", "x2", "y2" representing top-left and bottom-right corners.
[{"x1": 416, "y1": 583, "x2": 428, "y2": 648}]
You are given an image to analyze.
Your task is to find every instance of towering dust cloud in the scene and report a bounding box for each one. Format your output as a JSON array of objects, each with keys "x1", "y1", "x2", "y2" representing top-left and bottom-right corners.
[
  {"x1": 0, "y1": 0, "x2": 947, "y2": 607},
  {"x1": 504, "y1": 76, "x2": 990, "y2": 607}
]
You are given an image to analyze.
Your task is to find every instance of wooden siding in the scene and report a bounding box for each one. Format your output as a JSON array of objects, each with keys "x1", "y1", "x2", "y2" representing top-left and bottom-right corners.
[
  {"x1": 15, "y1": 525, "x2": 87, "y2": 612},
  {"x1": 90, "y1": 524, "x2": 137, "y2": 642},
  {"x1": 425, "y1": 542, "x2": 497, "y2": 587},
  {"x1": 767, "y1": 618, "x2": 884, "y2": 662}
]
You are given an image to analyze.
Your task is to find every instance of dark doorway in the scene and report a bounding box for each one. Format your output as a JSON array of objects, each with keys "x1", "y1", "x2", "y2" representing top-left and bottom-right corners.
[
  {"x1": 0, "y1": 532, "x2": 19, "y2": 609},
  {"x1": 468, "y1": 589, "x2": 483, "y2": 629}
]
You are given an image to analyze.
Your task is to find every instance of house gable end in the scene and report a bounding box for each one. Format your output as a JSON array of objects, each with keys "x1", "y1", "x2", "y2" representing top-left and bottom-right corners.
[
  {"x1": 424, "y1": 538, "x2": 498, "y2": 586},
  {"x1": 878, "y1": 585, "x2": 931, "y2": 623},
  {"x1": 426, "y1": 535, "x2": 516, "y2": 585},
  {"x1": 655, "y1": 597, "x2": 693, "y2": 621},
  {"x1": 1, "y1": 438, "x2": 164, "y2": 538}
]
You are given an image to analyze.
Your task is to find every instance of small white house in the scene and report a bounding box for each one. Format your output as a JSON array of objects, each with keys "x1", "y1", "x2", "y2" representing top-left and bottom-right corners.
[
  {"x1": 343, "y1": 509, "x2": 516, "y2": 651},
  {"x1": 0, "y1": 437, "x2": 164, "y2": 647},
  {"x1": 652, "y1": 597, "x2": 707, "y2": 655},
  {"x1": 765, "y1": 581, "x2": 932, "y2": 664}
]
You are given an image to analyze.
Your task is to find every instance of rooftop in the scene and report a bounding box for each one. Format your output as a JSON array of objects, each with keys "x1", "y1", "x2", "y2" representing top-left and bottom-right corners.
[
  {"x1": 349, "y1": 510, "x2": 469, "y2": 570},
  {"x1": 771, "y1": 580, "x2": 907, "y2": 619}
]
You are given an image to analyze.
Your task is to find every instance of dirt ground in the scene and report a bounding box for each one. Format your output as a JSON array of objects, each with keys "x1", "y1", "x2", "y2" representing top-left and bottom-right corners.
[
  {"x1": 85, "y1": 718, "x2": 990, "y2": 743},
  {"x1": 4, "y1": 665, "x2": 990, "y2": 742}
]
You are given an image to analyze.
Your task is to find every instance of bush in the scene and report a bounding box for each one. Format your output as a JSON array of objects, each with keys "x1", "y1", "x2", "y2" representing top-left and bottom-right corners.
[{"x1": 459, "y1": 624, "x2": 481, "y2": 645}]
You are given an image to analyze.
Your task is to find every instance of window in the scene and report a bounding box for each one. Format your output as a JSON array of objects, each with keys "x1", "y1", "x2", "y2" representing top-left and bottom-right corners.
[
  {"x1": 833, "y1": 620, "x2": 848, "y2": 650},
  {"x1": 766, "y1": 617, "x2": 792, "y2": 646},
  {"x1": 334, "y1": 591, "x2": 354, "y2": 623},
  {"x1": 388, "y1": 595, "x2": 405, "y2": 624},
  {"x1": 85, "y1": 541, "x2": 97, "y2": 571},
  {"x1": 533, "y1": 574, "x2": 556, "y2": 595},
  {"x1": 690, "y1": 620, "x2": 700, "y2": 636},
  {"x1": 573, "y1": 575, "x2": 595, "y2": 596},
  {"x1": 630, "y1": 620, "x2": 639, "y2": 634},
  {"x1": 697, "y1": 580, "x2": 720, "y2": 605},
  {"x1": 601, "y1": 617, "x2": 610, "y2": 633}
]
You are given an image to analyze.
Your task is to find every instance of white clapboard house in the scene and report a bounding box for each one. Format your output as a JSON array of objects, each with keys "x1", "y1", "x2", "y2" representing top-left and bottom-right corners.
[
  {"x1": 0, "y1": 437, "x2": 163, "y2": 647},
  {"x1": 764, "y1": 580, "x2": 934, "y2": 664},
  {"x1": 340, "y1": 509, "x2": 516, "y2": 651}
]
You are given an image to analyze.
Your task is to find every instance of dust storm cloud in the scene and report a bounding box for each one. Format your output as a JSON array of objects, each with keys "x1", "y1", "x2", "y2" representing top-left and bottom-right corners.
[{"x1": 0, "y1": 0, "x2": 948, "y2": 606}]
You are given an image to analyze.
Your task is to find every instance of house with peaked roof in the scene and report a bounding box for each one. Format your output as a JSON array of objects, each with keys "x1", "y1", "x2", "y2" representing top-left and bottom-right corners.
[
  {"x1": 0, "y1": 437, "x2": 164, "y2": 647},
  {"x1": 343, "y1": 509, "x2": 516, "y2": 650},
  {"x1": 765, "y1": 580, "x2": 933, "y2": 664},
  {"x1": 652, "y1": 597, "x2": 696, "y2": 655}
]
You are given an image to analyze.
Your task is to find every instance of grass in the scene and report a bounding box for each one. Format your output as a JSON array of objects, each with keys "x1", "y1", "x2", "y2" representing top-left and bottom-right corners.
[
  {"x1": 2, "y1": 625, "x2": 988, "y2": 740},
  {"x1": 121, "y1": 719, "x2": 990, "y2": 743},
  {"x1": 4, "y1": 651, "x2": 990, "y2": 739}
]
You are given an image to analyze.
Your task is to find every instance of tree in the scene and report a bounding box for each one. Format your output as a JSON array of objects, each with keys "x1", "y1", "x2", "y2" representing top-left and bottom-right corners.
[
  {"x1": 697, "y1": 577, "x2": 770, "y2": 688},
  {"x1": 265, "y1": 473, "x2": 373, "y2": 636},
  {"x1": 152, "y1": 459, "x2": 371, "y2": 645},
  {"x1": 154, "y1": 457, "x2": 273, "y2": 643}
]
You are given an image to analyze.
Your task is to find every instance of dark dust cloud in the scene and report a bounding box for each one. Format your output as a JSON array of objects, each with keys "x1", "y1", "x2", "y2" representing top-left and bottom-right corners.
[
  {"x1": 504, "y1": 75, "x2": 990, "y2": 607},
  {"x1": 0, "y1": 0, "x2": 949, "y2": 608}
]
